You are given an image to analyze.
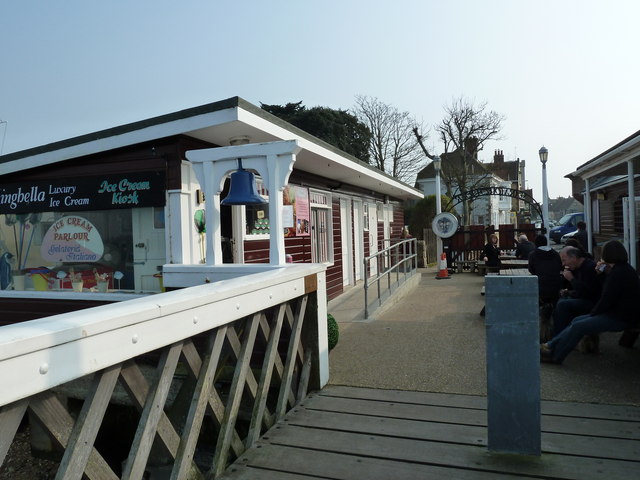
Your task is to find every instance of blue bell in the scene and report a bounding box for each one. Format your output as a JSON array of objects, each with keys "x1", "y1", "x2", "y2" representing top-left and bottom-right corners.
[{"x1": 221, "y1": 160, "x2": 267, "y2": 206}]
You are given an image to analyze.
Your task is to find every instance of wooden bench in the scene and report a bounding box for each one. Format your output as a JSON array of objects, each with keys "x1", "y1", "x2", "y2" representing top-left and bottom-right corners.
[
  {"x1": 477, "y1": 261, "x2": 489, "y2": 276},
  {"x1": 478, "y1": 260, "x2": 529, "y2": 276},
  {"x1": 455, "y1": 260, "x2": 477, "y2": 273}
]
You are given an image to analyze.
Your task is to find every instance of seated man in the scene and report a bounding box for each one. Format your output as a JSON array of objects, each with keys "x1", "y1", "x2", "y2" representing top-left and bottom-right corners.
[
  {"x1": 552, "y1": 246, "x2": 602, "y2": 336},
  {"x1": 515, "y1": 234, "x2": 535, "y2": 260},
  {"x1": 541, "y1": 240, "x2": 640, "y2": 365}
]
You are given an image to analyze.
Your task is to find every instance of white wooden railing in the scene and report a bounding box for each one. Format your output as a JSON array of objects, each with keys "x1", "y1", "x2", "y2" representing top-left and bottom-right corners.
[{"x1": 0, "y1": 264, "x2": 327, "y2": 479}]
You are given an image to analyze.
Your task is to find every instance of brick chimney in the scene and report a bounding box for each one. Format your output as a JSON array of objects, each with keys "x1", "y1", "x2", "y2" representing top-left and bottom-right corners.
[{"x1": 493, "y1": 149, "x2": 504, "y2": 164}]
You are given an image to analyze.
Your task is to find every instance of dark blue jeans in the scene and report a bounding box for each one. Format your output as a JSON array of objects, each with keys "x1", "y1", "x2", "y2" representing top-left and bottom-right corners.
[
  {"x1": 547, "y1": 313, "x2": 629, "y2": 363},
  {"x1": 552, "y1": 298, "x2": 595, "y2": 337}
]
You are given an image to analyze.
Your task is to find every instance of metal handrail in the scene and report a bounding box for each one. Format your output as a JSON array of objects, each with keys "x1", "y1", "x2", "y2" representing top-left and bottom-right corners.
[{"x1": 363, "y1": 238, "x2": 417, "y2": 318}]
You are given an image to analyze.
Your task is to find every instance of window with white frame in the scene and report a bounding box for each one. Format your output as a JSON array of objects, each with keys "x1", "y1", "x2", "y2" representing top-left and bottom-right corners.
[
  {"x1": 244, "y1": 178, "x2": 269, "y2": 239},
  {"x1": 363, "y1": 203, "x2": 369, "y2": 231},
  {"x1": 310, "y1": 190, "x2": 332, "y2": 263},
  {"x1": 377, "y1": 203, "x2": 385, "y2": 223}
]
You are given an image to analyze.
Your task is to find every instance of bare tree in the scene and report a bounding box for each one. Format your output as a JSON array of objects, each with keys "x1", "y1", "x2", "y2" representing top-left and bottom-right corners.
[
  {"x1": 436, "y1": 96, "x2": 505, "y2": 224},
  {"x1": 353, "y1": 95, "x2": 427, "y2": 184}
]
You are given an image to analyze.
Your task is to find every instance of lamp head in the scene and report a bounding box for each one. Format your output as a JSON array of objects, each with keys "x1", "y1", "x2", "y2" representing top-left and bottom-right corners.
[
  {"x1": 433, "y1": 155, "x2": 441, "y2": 172},
  {"x1": 538, "y1": 146, "x2": 548, "y2": 165}
]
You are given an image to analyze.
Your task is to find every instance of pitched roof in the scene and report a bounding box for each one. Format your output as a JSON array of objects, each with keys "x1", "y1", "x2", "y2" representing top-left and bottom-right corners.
[
  {"x1": 0, "y1": 96, "x2": 423, "y2": 201},
  {"x1": 415, "y1": 148, "x2": 488, "y2": 180}
]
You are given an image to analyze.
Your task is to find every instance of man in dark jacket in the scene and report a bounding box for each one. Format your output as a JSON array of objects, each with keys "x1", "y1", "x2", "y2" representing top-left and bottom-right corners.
[
  {"x1": 541, "y1": 240, "x2": 640, "y2": 364},
  {"x1": 515, "y1": 234, "x2": 535, "y2": 260},
  {"x1": 552, "y1": 246, "x2": 602, "y2": 335},
  {"x1": 528, "y1": 235, "x2": 563, "y2": 303}
]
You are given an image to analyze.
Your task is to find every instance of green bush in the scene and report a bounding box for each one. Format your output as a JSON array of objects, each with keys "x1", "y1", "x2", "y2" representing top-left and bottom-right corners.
[{"x1": 327, "y1": 313, "x2": 339, "y2": 350}]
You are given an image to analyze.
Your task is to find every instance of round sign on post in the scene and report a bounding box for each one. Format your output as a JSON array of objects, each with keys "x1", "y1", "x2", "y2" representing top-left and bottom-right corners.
[{"x1": 432, "y1": 212, "x2": 459, "y2": 239}]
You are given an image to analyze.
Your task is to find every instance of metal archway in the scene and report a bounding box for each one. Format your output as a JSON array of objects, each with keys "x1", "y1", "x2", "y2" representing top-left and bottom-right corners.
[{"x1": 443, "y1": 186, "x2": 544, "y2": 227}]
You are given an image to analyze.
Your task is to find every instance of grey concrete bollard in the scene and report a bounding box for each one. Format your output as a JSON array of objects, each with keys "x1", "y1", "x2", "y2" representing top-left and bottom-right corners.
[{"x1": 485, "y1": 275, "x2": 541, "y2": 456}]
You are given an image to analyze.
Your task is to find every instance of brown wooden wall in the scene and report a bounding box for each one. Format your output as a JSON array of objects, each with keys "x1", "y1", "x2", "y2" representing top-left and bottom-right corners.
[
  {"x1": 0, "y1": 298, "x2": 116, "y2": 325},
  {"x1": 392, "y1": 207, "x2": 405, "y2": 238},
  {"x1": 242, "y1": 198, "x2": 345, "y2": 301},
  {"x1": 243, "y1": 237, "x2": 314, "y2": 264},
  {"x1": 592, "y1": 180, "x2": 640, "y2": 244}
]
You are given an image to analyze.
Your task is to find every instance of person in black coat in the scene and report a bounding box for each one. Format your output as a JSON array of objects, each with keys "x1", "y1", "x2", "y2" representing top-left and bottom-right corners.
[
  {"x1": 482, "y1": 234, "x2": 501, "y2": 272},
  {"x1": 552, "y1": 246, "x2": 602, "y2": 336},
  {"x1": 515, "y1": 234, "x2": 535, "y2": 260},
  {"x1": 528, "y1": 235, "x2": 563, "y2": 304},
  {"x1": 541, "y1": 240, "x2": 640, "y2": 364}
]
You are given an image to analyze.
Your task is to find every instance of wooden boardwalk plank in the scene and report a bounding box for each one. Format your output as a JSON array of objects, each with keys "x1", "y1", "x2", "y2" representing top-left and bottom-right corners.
[
  {"x1": 303, "y1": 393, "x2": 485, "y2": 426},
  {"x1": 263, "y1": 424, "x2": 638, "y2": 479},
  {"x1": 225, "y1": 444, "x2": 538, "y2": 480},
  {"x1": 286, "y1": 408, "x2": 640, "y2": 461},
  {"x1": 322, "y1": 384, "x2": 487, "y2": 409},
  {"x1": 219, "y1": 387, "x2": 640, "y2": 480},
  {"x1": 223, "y1": 463, "x2": 323, "y2": 480},
  {"x1": 322, "y1": 385, "x2": 640, "y2": 421},
  {"x1": 303, "y1": 392, "x2": 640, "y2": 439}
]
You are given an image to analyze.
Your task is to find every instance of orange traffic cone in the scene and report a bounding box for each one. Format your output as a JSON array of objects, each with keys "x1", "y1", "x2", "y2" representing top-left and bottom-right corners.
[{"x1": 436, "y1": 251, "x2": 450, "y2": 280}]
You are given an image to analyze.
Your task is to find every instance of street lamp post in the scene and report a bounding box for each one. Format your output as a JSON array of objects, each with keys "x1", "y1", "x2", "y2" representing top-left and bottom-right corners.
[
  {"x1": 434, "y1": 155, "x2": 443, "y2": 258},
  {"x1": 538, "y1": 146, "x2": 549, "y2": 243}
]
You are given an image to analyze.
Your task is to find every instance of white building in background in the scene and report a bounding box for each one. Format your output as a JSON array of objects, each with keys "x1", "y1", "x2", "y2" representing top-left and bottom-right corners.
[{"x1": 414, "y1": 149, "x2": 526, "y2": 226}]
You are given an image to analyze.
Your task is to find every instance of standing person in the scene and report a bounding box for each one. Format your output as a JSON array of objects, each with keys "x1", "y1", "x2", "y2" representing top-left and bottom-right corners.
[
  {"x1": 552, "y1": 246, "x2": 602, "y2": 336},
  {"x1": 515, "y1": 234, "x2": 535, "y2": 260},
  {"x1": 528, "y1": 234, "x2": 563, "y2": 304},
  {"x1": 541, "y1": 240, "x2": 640, "y2": 364},
  {"x1": 482, "y1": 233, "x2": 501, "y2": 273},
  {"x1": 573, "y1": 221, "x2": 589, "y2": 252}
]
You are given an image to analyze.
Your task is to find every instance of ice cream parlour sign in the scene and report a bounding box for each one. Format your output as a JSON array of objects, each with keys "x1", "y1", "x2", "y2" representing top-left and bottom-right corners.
[
  {"x1": 0, "y1": 171, "x2": 165, "y2": 214},
  {"x1": 41, "y1": 215, "x2": 104, "y2": 262}
]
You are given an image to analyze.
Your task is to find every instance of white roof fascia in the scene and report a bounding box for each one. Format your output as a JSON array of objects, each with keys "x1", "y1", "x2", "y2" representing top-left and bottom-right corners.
[
  {"x1": 0, "y1": 108, "x2": 239, "y2": 176},
  {"x1": 236, "y1": 108, "x2": 423, "y2": 200},
  {"x1": 0, "y1": 99, "x2": 423, "y2": 200},
  {"x1": 572, "y1": 134, "x2": 640, "y2": 180}
]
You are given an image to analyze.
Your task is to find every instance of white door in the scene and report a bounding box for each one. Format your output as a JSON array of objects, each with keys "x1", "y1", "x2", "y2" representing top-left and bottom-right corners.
[
  {"x1": 340, "y1": 198, "x2": 354, "y2": 286},
  {"x1": 132, "y1": 207, "x2": 166, "y2": 292},
  {"x1": 384, "y1": 204, "x2": 392, "y2": 242},
  {"x1": 368, "y1": 202, "x2": 378, "y2": 276},
  {"x1": 383, "y1": 204, "x2": 392, "y2": 269},
  {"x1": 353, "y1": 200, "x2": 364, "y2": 281}
]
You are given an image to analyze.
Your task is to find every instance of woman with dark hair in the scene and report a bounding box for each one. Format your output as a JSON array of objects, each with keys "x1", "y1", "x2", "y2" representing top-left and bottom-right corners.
[{"x1": 541, "y1": 240, "x2": 640, "y2": 364}]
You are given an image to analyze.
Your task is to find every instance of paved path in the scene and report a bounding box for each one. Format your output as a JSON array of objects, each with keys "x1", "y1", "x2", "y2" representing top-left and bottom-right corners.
[{"x1": 328, "y1": 268, "x2": 640, "y2": 405}]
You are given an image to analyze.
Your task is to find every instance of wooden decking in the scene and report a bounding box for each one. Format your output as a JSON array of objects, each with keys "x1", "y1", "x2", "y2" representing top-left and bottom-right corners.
[{"x1": 220, "y1": 385, "x2": 640, "y2": 479}]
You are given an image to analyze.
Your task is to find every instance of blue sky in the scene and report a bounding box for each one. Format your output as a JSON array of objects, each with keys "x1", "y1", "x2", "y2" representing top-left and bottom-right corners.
[{"x1": 1, "y1": 0, "x2": 639, "y2": 199}]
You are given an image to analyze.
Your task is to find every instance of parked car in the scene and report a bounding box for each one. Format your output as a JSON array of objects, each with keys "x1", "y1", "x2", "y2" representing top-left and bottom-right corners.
[
  {"x1": 550, "y1": 212, "x2": 584, "y2": 244},
  {"x1": 560, "y1": 229, "x2": 578, "y2": 245}
]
